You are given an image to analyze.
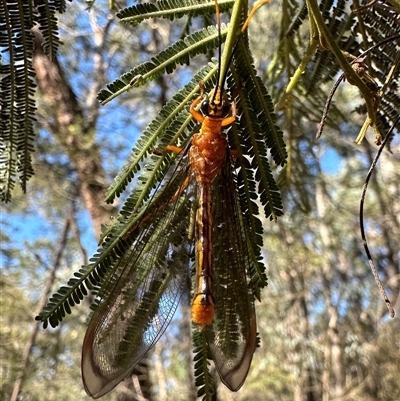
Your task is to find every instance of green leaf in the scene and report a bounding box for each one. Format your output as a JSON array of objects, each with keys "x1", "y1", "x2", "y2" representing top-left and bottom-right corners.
[
  {"x1": 117, "y1": 0, "x2": 235, "y2": 26},
  {"x1": 97, "y1": 24, "x2": 228, "y2": 105},
  {"x1": 105, "y1": 61, "x2": 219, "y2": 203}
]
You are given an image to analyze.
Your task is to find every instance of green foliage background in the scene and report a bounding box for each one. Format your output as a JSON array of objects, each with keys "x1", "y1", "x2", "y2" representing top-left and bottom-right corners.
[{"x1": 1, "y1": 0, "x2": 399, "y2": 400}]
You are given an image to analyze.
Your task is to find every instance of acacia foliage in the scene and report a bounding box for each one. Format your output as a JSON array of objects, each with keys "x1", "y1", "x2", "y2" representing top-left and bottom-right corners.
[{"x1": 1, "y1": 0, "x2": 399, "y2": 400}]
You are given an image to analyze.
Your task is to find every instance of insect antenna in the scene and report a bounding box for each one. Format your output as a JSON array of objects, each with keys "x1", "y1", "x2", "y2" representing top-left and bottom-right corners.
[{"x1": 215, "y1": 0, "x2": 222, "y2": 88}]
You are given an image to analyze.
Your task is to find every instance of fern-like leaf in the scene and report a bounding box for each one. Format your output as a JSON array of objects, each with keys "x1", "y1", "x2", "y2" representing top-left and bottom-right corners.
[
  {"x1": 285, "y1": 1, "x2": 308, "y2": 37},
  {"x1": 357, "y1": 6, "x2": 400, "y2": 134},
  {"x1": 235, "y1": 39, "x2": 287, "y2": 167},
  {"x1": 229, "y1": 40, "x2": 286, "y2": 225},
  {"x1": 36, "y1": 141, "x2": 194, "y2": 328},
  {"x1": 97, "y1": 24, "x2": 228, "y2": 105},
  {"x1": 231, "y1": 146, "x2": 267, "y2": 297},
  {"x1": 0, "y1": 1, "x2": 37, "y2": 201},
  {"x1": 105, "y1": 62, "x2": 221, "y2": 203},
  {"x1": 0, "y1": 0, "x2": 69, "y2": 201},
  {"x1": 193, "y1": 329, "x2": 215, "y2": 400},
  {"x1": 117, "y1": 0, "x2": 234, "y2": 26},
  {"x1": 37, "y1": 0, "x2": 63, "y2": 60}
]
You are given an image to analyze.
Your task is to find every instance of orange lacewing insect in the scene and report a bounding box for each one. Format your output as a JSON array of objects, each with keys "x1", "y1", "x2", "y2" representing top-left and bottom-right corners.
[{"x1": 80, "y1": 1, "x2": 269, "y2": 398}]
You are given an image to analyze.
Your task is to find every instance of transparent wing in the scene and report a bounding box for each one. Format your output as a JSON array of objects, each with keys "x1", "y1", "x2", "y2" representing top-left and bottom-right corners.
[
  {"x1": 205, "y1": 150, "x2": 257, "y2": 391},
  {"x1": 82, "y1": 160, "x2": 195, "y2": 399}
]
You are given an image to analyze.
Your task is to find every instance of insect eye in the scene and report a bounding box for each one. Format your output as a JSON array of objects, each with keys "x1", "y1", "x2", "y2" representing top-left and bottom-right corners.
[{"x1": 201, "y1": 100, "x2": 209, "y2": 115}]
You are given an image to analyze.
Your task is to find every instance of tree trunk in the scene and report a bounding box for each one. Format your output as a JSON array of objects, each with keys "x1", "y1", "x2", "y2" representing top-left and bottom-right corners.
[{"x1": 32, "y1": 30, "x2": 116, "y2": 235}]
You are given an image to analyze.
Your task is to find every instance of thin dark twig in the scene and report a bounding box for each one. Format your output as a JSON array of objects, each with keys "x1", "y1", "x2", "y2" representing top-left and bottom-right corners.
[
  {"x1": 359, "y1": 116, "x2": 399, "y2": 318},
  {"x1": 316, "y1": 33, "x2": 400, "y2": 139},
  {"x1": 316, "y1": 74, "x2": 344, "y2": 138},
  {"x1": 11, "y1": 204, "x2": 73, "y2": 401}
]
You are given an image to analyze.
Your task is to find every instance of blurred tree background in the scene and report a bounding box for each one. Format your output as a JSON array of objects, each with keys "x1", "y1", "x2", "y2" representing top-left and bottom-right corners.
[{"x1": 1, "y1": 0, "x2": 399, "y2": 401}]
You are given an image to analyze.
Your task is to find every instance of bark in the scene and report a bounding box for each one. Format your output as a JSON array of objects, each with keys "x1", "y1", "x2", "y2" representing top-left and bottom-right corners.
[{"x1": 32, "y1": 29, "x2": 116, "y2": 236}]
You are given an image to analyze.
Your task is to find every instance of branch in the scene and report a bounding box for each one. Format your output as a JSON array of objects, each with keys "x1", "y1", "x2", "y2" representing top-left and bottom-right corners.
[
  {"x1": 359, "y1": 116, "x2": 399, "y2": 318},
  {"x1": 10, "y1": 204, "x2": 72, "y2": 401},
  {"x1": 306, "y1": 0, "x2": 380, "y2": 141}
]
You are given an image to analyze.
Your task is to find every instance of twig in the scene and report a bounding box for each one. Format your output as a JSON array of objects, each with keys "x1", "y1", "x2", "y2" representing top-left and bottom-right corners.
[
  {"x1": 316, "y1": 33, "x2": 400, "y2": 139},
  {"x1": 10, "y1": 204, "x2": 73, "y2": 401},
  {"x1": 359, "y1": 116, "x2": 399, "y2": 318},
  {"x1": 316, "y1": 74, "x2": 345, "y2": 138}
]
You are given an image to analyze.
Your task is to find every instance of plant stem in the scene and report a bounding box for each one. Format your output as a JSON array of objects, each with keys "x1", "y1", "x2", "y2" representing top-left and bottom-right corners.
[
  {"x1": 218, "y1": 0, "x2": 247, "y2": 88},
  {"x1": 306, "y1": 0, "x2": 380, "y2": 142}
]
